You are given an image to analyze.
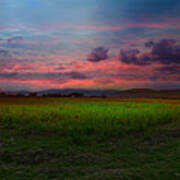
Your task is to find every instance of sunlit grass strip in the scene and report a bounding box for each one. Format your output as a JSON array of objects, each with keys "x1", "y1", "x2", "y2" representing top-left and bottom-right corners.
[{"x1": 0, "y1": 100, "x2": 179, "y2": 138}]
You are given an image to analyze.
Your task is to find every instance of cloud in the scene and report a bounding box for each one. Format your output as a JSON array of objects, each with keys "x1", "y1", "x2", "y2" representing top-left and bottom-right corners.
[
  {"x1": 0, "y1": 49, "x2": 14, "y2": 63},
  {"x1": 0, "y1": 49, "x2": 10, "y2": 56},
  {"x1": 120, "y1": 49, "x2": 151, "y2": 65},
  {"x1": 156, "y1": 65, "x2": 180, "y2": 74},
  {"x1": 119, "y1": 39, "x2": 180, "y2": 65},
  {"x1": 66, "y1": 71, "x2": 87, "y2": 79},
  {"x1": 150, "y1": 39, "x2": 180, "y2": 64},
  {"x1": 0, "y1": 62, "x2": 15, "y2": 71},
  {"x1": 0, "y1": 71, "x2": 87, "y2": 81},
  {"x1": 7, "y1": 36, "x2": 23, "y2": 44},
  {"x1": 87, "y1": 46, "x2": 109, "y2": 62},
  {"x1": 144, "y1": 41, "x2": 154, "y2": 48},
  {"x1": 5, "y1": 36, "x2": 27, "y2": 49}
]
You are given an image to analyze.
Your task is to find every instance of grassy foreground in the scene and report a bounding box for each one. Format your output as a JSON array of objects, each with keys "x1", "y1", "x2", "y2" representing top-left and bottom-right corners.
[{"x1": 0, "y1": 97, "x2": 180, "y2": 179}]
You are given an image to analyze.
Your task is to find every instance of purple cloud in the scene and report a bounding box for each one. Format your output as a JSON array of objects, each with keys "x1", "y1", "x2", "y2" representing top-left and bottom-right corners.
[
  {"x1": 156, "y1": 65, "x2": 180, "y2": 74},
  {"x1": 120, "y1": 39, "x2": 180, "y2": 66},
  {"x1": 151, "y1": 39, "x2": 180, "y2": 64},
  {"x1": 120, "y1": 49, "x2": 151, "y2": 65},
  {"x1": 145, "y1": 41, "x2": 155, "y2": 48},
  {"x1": 87, "y1": 46, "x2": 109, "y2": 62}
]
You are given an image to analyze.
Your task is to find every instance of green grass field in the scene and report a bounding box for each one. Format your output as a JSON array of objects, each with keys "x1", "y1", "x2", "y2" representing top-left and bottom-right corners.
[{"x1": 0, "y1": 97, "x2": 180, "y2": 179}]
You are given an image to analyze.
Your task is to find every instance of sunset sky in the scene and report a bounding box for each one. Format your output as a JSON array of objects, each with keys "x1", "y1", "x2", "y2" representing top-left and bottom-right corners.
[{"x1": 0, "y1": 0, "x2": 180, "y2": 91}]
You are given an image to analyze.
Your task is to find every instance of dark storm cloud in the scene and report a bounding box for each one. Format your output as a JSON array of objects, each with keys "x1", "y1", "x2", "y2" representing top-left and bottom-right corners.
[
  {"x1": 87, "y1": 46, "x2": 109, "y2": 62},
  {"x1": 119, "y1": 39, "x2": 180, "y2": 66}
]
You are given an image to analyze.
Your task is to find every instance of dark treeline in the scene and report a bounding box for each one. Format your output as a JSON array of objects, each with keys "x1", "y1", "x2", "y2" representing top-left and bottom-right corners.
[{"x1": 0, "y1": 89, "x2": 180, "y2": 99}]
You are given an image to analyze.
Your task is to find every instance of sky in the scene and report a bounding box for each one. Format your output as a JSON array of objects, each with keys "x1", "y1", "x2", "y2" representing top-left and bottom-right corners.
[{"x1": 0, "y1": 0, "x2": 180, "y2": 91}]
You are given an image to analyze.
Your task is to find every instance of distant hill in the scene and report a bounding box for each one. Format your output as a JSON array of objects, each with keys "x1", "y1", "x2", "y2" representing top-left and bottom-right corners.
[
  {"x1": 36, "y1": 89, "x2": 117, "y2": 97},
  {"x1": 115, "y1": 89, "x2": 180, "y2": 98},
  {"x1": 1, "y1": 88, "x2": 180, "y2": 98}
]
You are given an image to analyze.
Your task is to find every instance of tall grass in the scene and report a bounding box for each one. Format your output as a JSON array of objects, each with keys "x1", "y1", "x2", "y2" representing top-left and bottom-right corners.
[{"x1": 0, "y1": 99, "x2": 179, "y2": 137}]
